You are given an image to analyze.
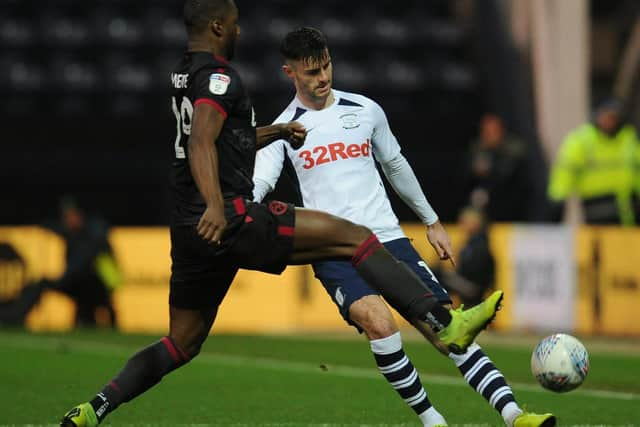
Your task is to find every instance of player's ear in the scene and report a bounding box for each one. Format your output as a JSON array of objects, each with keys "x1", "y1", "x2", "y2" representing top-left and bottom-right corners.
[
  {"x1": 209, "y1": 19, "x2": 224, "y2": 37},
  {"x1": 282, "y1": 63, "x2": 294, "y2": 80}
]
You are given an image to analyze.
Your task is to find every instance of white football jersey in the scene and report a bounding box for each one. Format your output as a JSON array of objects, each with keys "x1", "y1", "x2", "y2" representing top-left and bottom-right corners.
[{"x1": 253, "y1": 89, "x2": 407, "y2": 242}]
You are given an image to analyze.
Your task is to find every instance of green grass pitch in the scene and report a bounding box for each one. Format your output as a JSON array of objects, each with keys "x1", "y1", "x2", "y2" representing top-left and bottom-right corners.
[{"x1": 0, "y1": 330, "x2": 638, "y2": 426}]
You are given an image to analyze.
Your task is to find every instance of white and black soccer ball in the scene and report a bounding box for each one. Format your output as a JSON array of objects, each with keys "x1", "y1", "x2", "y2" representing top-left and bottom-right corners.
[{"x1": 531, "y1": 333, "x2": 589, "y2": 392}]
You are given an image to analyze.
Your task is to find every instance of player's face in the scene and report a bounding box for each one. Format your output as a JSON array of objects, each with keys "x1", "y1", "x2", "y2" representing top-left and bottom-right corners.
[{"x1": 285, "y1": 52, "x2": 333, "y2": 101}]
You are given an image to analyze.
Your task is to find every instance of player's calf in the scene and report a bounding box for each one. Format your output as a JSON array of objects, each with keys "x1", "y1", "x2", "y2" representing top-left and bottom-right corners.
[
  {"x1": 350, "y1": 235, "x2": 452, "y2": 328},
  {"x1": 61, "y1": 336, "x2": 192, "y2": 426}
]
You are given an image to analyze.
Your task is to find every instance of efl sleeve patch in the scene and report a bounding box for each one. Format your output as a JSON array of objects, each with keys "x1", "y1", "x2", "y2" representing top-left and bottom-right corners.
[{"x1": 209, "y1": 73, "x2": 231, "y2": 95}]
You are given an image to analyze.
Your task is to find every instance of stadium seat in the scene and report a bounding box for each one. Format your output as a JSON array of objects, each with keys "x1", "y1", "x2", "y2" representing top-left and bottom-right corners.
[
  {"x1": 0, "y1": 18, "x2": 35, "y2": 47},
  {"x1": 319, "y1": 18, "x2": 358, "y2": 45},
  {"x1": 40, "y1": 16, "x2": 91, "y2": 47},
  {"x1": 332, "y1": 61, "x2": 371, "y2": 91},
  {"x1": 6, "y1": 60, "x2": 43, "y2": 92},
  {"x1": 372, "y1": 19, "x2": 411, "y2": 45},
  {"x1": 0, "y1": 0, "x2": 477, "y2": 117},
  {"x1": 49, "y1": 58, "x2": 100, "y2": 92},
  {"x1": 114, "y1": 64, "x2": 153, "y2": 92}
]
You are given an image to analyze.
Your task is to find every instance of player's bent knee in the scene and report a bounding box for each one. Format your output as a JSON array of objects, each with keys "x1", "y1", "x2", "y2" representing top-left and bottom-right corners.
[
  {"x1": 365, "y1": 317, "x2": 398, "y2": 340},
  {"x1": 346, "y1": 223, "x2": 374, "y2": 247},
  {"x1": 184, "y1": 344, "x2": 202, "y2": 360},
  {"x1": 169, "y1": 334, "x2": 204, "y2": 360},
  {"x1": 350, "y1": 297, "x2": 398, "y2": 340}
]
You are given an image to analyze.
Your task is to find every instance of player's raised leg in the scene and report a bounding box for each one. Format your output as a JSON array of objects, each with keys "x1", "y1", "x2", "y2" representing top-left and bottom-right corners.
[
  {"x1": 289, "y1": 207, "x2": 502, "y2": 354},
  {"x1": 392, "y1": 241, "x2": 554, "y2": 427},
  {"x1": 416, "y1": 332, "x2": 554, "y2": 427}
]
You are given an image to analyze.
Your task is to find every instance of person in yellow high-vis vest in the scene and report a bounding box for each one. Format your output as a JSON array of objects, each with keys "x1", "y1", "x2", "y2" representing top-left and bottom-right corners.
[
  {"x1": 548, "y1": 100, "x2": 640, "y2": 225},
  {"x1": 634, "y1": 137, "x2": 640, "y2": 219}
]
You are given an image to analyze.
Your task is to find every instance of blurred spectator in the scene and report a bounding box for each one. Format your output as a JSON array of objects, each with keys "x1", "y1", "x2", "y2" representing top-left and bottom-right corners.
[
  {"x1": 435, "y1": 206, "x2": 495, "y2": 307},
  {"x1": 548, "y1": 99, "x2": 640, "y2": 225},
  {"x1": 0, "y1": 243, "x2": 31, "y2": 325},
  {"x1": 0, "y1": 197, "x2": 121, "y2": 328},
  {"x1": 467, "y1": 114, "x2": 531, "y2": 222}
]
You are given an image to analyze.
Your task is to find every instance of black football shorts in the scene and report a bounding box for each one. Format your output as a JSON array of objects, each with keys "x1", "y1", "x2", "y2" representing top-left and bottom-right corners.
[{"x1": 169, "y1": 197, "x2": 295, "y2": 309}]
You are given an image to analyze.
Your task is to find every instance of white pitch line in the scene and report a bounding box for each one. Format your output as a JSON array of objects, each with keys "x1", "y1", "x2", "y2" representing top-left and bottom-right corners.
[
  {"x1": 192, "y1": 352, "x2": 640, "y2": 402},
  {"x1": 3, "y1": 334, "x2": 640, "y2": 403}
]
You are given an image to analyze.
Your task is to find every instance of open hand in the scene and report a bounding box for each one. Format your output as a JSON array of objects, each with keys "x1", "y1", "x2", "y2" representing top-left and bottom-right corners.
[{"x1": 426, "y1": 221, "x2": 456, "y2": 267}]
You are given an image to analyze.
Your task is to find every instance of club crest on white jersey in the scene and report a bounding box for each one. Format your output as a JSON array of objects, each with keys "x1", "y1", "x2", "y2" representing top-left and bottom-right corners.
[{"x1": 340, "y1": 113, "x2": 360, "y2": 129}]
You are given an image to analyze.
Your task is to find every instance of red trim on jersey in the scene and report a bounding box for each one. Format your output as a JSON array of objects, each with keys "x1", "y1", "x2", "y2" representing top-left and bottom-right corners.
[
  {"x1": 233, "y1": 197, "x2": 246, "y2": 215},
  {"x1": 352, "y1": 235, "x2": 383, "y2": 267},
  {"x1": 214, "y1": 54, "x2": 229, "y2": 64},
  {"x1": 194, "y1": 98, "x2": 228, "y2": 119},
  {"x1": 277, "y1": 226, "x2": 295, "y2": 237},
  {"x1": 109, "y1": 381, "x2": 120, "y2": 392}
]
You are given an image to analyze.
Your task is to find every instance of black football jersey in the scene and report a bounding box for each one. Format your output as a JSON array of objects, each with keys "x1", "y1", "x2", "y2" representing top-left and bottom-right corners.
[{"x1": 170, "y1": 51, "x2": 257, "y2": 225}]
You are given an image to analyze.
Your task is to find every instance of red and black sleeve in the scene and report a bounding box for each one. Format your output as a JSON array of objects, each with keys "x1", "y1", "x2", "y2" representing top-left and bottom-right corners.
[{"x1": 191, "y1": 66, "x2": 239, "y2": 120}]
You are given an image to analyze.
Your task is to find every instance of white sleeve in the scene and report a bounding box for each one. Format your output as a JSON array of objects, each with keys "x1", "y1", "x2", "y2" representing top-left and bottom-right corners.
[
  {"x1": 369, "y1": 100, "x2": 438, "y2": 224},
  {"x1": 253, "y1": 139, "x2": 286, "y2": 202},
  {"x1": 370, "y1": 101, "x2": 402, "y2": 163},
  {"x1": 380, "y1": 151, "x2": 439, "y2": 226}
]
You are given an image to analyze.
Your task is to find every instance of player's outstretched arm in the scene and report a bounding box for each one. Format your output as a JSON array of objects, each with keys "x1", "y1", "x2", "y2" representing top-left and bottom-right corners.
[
  {"x1": 188, "y1": 103, "x2": 227, "y2": 244},
  {"x1": 256, "y1": 121, "x2": 306, "y2": 149},
  {"x1": 379, "y1": 155, "x2": 456, "y2": 266}
]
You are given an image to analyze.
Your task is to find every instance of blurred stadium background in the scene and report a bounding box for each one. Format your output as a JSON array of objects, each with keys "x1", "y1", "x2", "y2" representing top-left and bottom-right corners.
[
  {"x1": 1, "y1": 0, "x2": 640, "y2": 425},
  {"x1": 2, "y1": 0, "x2": 639, "y2": 334}
]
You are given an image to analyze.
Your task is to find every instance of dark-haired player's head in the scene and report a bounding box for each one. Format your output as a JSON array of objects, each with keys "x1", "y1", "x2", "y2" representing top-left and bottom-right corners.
[
  {"x1": 281, "y1": 27, "x2": 333, "y2": 103},
  {"x1": 184, "y1": 0, "x2": 240, "y2": 60}
]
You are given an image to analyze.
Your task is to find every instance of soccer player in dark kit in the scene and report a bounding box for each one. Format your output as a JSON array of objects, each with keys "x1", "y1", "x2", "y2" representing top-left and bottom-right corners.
[{"x1": 60, "y1": 1, "x2": 503, "y2": 425}]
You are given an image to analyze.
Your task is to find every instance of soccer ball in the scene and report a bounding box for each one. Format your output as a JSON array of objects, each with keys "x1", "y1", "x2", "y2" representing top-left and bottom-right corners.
[{"x1": 531, "y1": 333, "x2": 589, "y2": 392}]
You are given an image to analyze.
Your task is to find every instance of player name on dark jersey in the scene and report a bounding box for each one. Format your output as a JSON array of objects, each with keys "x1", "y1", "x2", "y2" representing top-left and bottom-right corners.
[{"x1": 170, "y1": 51, "x2": 257, "y2": 225}]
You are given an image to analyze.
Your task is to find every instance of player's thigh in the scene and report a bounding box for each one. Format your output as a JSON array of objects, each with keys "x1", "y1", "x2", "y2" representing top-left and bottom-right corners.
[
  {"x1": 169, "y1": 225, "x2": 238, "y2": 355},
  {"x1": 226, "y1": 200, "x2": 295, "y2": 274},
  {"x1": 168, "y1": 269, "x2": 235, "y2": 357},
  {"x1": 292, "y1": 207, "x2": 372, "y2": 254},
  {"x1": 384, "y1": 238, "x2": 452, "y2": 304}
]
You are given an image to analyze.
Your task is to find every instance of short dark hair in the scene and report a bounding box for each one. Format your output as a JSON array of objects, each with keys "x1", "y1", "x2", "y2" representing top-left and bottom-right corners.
[
  {"x1": 184, "y1": 0, "x2": 232, "y2": 35},
  {"x1": 280, "y1": 27, "x2": 329, "y2": 63}
]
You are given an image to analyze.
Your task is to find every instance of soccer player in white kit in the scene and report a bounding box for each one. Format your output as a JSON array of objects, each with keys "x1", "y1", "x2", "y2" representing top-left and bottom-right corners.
[{"x1": 253, "y1": 27, "x2": 554, "y2": 427}]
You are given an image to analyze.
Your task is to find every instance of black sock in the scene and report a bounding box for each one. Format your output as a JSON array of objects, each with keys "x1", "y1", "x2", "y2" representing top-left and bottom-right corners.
[
  {"x1": 352, "y1": 235, "x2": 451, "y2": 329},
  {"x1": 89, "y1": 336, "x2": 189, "y2": 422}
]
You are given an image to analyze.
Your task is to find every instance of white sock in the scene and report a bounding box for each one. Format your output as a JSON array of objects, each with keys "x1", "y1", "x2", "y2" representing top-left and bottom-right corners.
[
  {"x1": 418, "y1": 406, "x2": 448, "y2": 427},
  {"x1": 502, "y1": 401, "x2": 523, "y2": 427}
]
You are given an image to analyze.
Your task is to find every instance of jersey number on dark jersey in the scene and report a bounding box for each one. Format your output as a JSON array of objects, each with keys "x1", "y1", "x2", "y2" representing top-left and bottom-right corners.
[{"x1": 172, "y1": 96, "x2": 193, "y2": 159}]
